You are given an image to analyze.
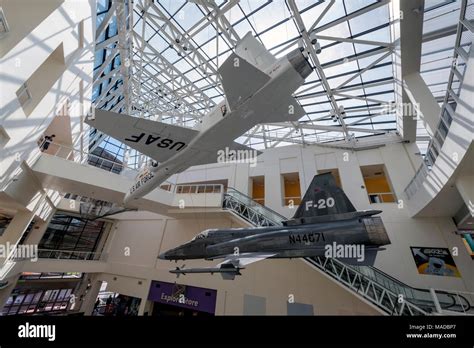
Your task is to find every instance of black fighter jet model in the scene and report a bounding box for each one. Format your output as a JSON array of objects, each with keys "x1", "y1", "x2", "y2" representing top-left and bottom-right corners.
[{"x1": 159, "y1": 173, "x2": 391, "y2": 279}]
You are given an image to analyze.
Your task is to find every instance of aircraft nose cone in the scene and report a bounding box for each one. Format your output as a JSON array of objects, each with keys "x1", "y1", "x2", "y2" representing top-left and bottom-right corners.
[
  {"x1": 123, "y1": 192, "x2": 133, "y2": 206},
  {"x1": 158, "y1": 251, "x2": 168, "y2": 260}
]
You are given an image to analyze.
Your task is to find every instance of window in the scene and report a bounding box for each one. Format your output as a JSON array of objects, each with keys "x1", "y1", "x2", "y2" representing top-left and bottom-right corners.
[
  {"x1": 38, "y1": 212, "x2": 107, "y2": 259},
  {"x1": 160, "y1": 184, "x2": 171, "y2": 191},
  {"x1": 19, "y1": 272, "x2": 82, "y2": 280},
  {"x1": 88, "y1": 145, "x2": 124, "y2": 174},
  {"x1": 281, "y1": 172, "x2": 301, "y2": 206},
  {"x1": 250, "y1": 176, "x2": 265, "y2": 205},
  {"x1": 1, "y1": 288, "x2": 73, "y2": 316},
  {"x1": 360, "y1": 165, "x2": 396, "y2": 203}
]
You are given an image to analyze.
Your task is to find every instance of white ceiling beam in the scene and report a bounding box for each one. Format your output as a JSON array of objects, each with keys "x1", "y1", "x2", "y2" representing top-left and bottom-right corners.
[{"x1": 96, "y1": 2, "x2": 117, "y2": 39}]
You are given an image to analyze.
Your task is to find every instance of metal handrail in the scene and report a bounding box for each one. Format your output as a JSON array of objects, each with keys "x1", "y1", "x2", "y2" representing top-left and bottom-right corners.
[
  {"x1": 305, "y1": 256, "x2": 428, "y2": 315},
  {"x1": 40, "y1": 140, "x2": 138, "y2": 174},
  {"x1": 226, "y1": 187, "x2": 287, "y2": 224},
  {"x1": 37, "y1": 249, "x2": 105, "y2": 261},
  {"x1": 42, "y1": 141, "x2": 226, "y2": 198}
]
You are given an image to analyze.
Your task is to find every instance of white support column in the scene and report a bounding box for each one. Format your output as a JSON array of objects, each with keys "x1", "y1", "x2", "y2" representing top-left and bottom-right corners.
[
  {"x1": 140, "y1": 300, "x2": 154, "y2": 316},
  {"x1": 403, "y1": 72, "x2": 441, "y2": 137},
  {"x1": 264, "y1": 158, "x2": 284, "y2": 212},
  {"x1": 23, "y1": 212, "x2": 55, "y2": 246},
  {"x1": 232, "y1": 163, "x2": 250, "y2": 194},
  {"x1": 78, "y1": 275, "x2": 102, "y2": 315},
  {"x1": 391, "y1": 0, "x2": 425, "y2": 142},
  {"x1": 137, "y1": 297, "x2": 148, "y2": 315}
]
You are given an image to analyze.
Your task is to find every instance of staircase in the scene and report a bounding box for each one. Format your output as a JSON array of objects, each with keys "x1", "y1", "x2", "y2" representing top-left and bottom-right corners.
[{"x1": 223, "y1": 188, "x2": 474, "y2": 316}]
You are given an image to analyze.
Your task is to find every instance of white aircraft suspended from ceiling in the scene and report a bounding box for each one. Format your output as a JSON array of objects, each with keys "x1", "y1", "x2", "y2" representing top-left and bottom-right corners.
[{"x1": 86, "y1": 32, "x2": 313, "y2": 206}]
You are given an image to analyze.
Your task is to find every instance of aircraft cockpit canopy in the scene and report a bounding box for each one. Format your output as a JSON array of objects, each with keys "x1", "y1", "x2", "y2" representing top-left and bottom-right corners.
[{"x1": 191, "y1": 229, "x2": 212, "y2": 241}]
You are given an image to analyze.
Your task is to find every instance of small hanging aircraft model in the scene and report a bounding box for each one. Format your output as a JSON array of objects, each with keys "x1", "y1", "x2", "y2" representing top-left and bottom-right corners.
[
  {"x1": 86, "y1": 32, "x2": 313, "y2": 205},
  {"x1": 159, "y1": 173, "x2": 391, "y2": 280}
]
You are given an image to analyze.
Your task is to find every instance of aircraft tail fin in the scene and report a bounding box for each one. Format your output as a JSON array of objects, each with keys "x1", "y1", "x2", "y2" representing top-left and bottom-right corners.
[
  {"x1": 218, "y1": 34, "x2": 272, "y2": 111},
  {"x1": 293, "y1": 173, "x2": 356, "y2": 219},
  {"x1": 235, "y1": 32, "x2": 277, "y2": 71}
]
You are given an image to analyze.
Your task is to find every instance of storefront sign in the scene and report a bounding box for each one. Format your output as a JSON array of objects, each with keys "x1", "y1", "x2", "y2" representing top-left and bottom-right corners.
[{"x1": 148, "y1": 280, "x2": 217, "y2": 314}]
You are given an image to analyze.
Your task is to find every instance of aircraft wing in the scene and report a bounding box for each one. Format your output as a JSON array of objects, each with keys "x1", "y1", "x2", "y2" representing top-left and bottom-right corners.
[
  {"x1": 86, "y1": 109, "x2": 198, "y2": 163},
  {"x1": 86, "y1": 109, "x2": 258, "y2": 165},
  {"x1": 218, "y1": 52, "x2": 271, "y2": 111},
  {"x1": 216, "y1": 252, "x2": 277, "y2": 268},
  {"x1": 268, "y1": 95, "x2": 306, "y2": 122}
]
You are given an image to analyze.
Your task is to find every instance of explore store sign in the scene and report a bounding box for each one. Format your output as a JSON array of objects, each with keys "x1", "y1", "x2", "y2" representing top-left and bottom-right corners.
[
  {"x1": 148, "y1": 280, "x2": 217, "y2": 314},
  {"x1": 160, "y1": 293, "x2": 199, "y2": 307}
]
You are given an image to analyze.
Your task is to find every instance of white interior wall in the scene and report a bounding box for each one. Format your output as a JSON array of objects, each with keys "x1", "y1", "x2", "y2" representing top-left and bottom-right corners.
[
  {"x1": 141, "y1": 142, "x2": 474, "y2": 292},
  {"x1": 99, "y1": 141, "x2": 473, "y2": 314},
  {"x1": 101, "y1": 212, "x2": 382, "y2": 315},
  {"x1": 0, "y1": 0, "x2": 94, "y2": 198}
]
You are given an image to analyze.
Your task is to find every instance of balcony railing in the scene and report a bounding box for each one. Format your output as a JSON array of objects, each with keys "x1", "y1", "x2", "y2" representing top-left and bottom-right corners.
[
  {"x1": 40, "y1": 141, "x2": 226, "y2": 200},
  {"x1": 404, "y1": 5, "x2": 472, "y2": 200},
  {"x1": 37, "y1": 249, "x2": 105, "y2": 261},
  {"x1": 39, "y1": 140, "x2": 138, "y2": 175}
]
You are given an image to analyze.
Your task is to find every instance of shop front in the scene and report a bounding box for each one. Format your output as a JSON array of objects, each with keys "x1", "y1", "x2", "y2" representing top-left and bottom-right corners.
[{"x1": 148, "y1": 280, "x2": 217, "y2": 316}]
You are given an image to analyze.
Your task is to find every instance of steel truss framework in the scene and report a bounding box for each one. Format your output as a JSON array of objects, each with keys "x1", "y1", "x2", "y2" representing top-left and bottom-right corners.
[{"x1": 92, "y1": 0, "x2": 471, "y2": 167}]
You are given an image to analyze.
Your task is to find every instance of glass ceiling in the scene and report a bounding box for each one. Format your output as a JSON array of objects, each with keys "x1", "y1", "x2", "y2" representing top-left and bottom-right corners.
[{"x1": 91, "y1": 0, "x2": 470, "y2": 169}]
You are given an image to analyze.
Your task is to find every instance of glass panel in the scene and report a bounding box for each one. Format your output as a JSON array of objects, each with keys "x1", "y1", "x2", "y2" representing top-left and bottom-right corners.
[
  {"x1": 38, "y1": 212, "x2": 105, "y2": 257},
  {"x1": 49, "y1": 290, "x2": 59, "y2": 302},
  {"x1": 442, "y1": 108, "x2": 453, "y2": 126},
  {"x1": 18, "y1": 305, "x2": 29, "y2": 314},
  {"x1": 65, "y1": 289, "x2": 72, "y2": 298},
  {"x1": 22, "y1": 293, "x2": 34, "y2": 305},
  {"x1": 13, "y1": 294, "x2": 25, "y2": 305},
  {"x1": 31, "y1": 292, "x2": 42, "y2": 304},
  {"x1": 5, "y1": 296, "x2": 14, "y2": 305},
  {"x1": 57, "y1": 289, "x2": 68, "y2": 301},
  {"x1": 27, "y1": 305, "x2": 37, "y2": 314},
  {"x1": 42, "y1": 290, "x2": 52, "y2": 302},
  {"x1": 438, "y1": 119, "x2": 449, "y2": 138},
  {"x1": 8, "y1": 306, "x2": 20, "y2": 315}
]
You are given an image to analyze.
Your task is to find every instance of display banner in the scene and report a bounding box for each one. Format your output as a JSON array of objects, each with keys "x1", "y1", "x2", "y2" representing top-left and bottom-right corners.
[
  {"x1": 148, "y1": 280, "x2": 217, "y2": 314},
  {"x1": 410, "y1": 247, "x2": 461, "y2": 277},
  {"x1": 462, "y1": 233, "x2": 474, "y2": 259}
]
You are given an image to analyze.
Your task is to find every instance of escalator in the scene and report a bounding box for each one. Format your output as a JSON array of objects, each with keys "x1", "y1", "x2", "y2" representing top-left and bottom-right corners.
[{"x1": 223, "y1": 187, "x2": 474, "y2": 316}]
